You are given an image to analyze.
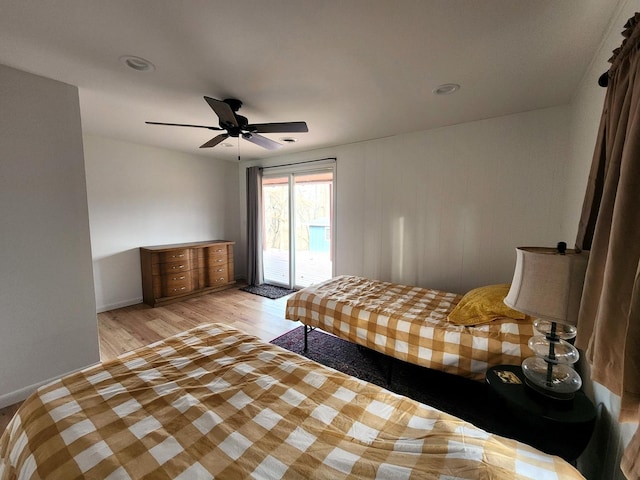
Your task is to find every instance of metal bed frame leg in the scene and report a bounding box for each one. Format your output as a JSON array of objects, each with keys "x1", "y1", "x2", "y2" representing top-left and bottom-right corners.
[
  {"x1": 303, "y1": 325, "x2": 315, "y2": 352},
  {"x1": 304, "y1": 325, "x2": 308, "y2": 352}
]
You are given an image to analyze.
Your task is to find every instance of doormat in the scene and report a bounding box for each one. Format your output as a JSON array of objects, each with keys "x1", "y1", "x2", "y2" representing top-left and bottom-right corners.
[{"x1": 240, "y1": 283, "x2": 297, "y2": 299}]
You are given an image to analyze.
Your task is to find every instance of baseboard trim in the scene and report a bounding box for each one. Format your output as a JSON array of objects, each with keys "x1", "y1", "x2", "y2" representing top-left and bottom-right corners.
[
  {"x1": 0, "y1": 364, "x2": 98, "y2": 409},
  {"x1": 96, "y1": 297, "x2": 143, "y2": 313}
]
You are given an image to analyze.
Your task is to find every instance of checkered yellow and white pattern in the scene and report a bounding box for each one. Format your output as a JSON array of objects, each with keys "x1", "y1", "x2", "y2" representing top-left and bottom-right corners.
[
  {"x1": 286, "y1": 275, "x2": 535, "y2": 381},
  {"x1": 0, "y1": 323, "x2": 580, "y2": 479}
]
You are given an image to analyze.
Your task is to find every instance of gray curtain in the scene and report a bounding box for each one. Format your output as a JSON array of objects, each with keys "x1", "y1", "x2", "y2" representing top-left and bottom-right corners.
[
  {"x1": 246, "y1": 166, "x2": 264, "y2": 286},
  {"x1": 574, "y1": 13, "x2": 640, "y2": 479}
]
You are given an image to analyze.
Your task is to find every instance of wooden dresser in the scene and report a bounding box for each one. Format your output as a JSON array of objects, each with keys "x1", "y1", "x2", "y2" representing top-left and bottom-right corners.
[{"x1": 140, "y1": 240, "x2": 235, "y2": 307}]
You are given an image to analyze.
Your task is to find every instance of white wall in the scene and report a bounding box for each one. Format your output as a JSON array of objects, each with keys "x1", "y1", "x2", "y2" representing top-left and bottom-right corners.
[
  {"x1": 241, "y1": 105, "x2": 572, "y2": 294},
  {"x1": 83, "y1": 135, "x2": 241, "y2": 312},
  {"x1": 564, "y1": 1, "x2": 640, "y2": 479},
  {"x1": 0, "y1": 64, "x2": 99, "y2": 408}
]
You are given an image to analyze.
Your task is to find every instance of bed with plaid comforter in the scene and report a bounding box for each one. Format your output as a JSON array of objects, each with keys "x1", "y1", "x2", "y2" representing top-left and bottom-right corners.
[
  {"x1": 0, "y1": 323, "x2": 581, "y2": 479},
  {"x1": 285, "y1": 275, "x2": 534, "y2": 381}
]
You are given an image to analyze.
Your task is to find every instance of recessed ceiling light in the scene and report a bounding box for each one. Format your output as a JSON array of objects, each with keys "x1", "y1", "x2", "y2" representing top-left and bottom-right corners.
[
  {"x1": 119, "y1": 55, "x2": 155, "y2": 72},
  {"x1": 432, "y1": 83, "x2": 460, "y2": 95},
  {"x1": 221, "y1": 143, "x2": 234, "y2": 148},
  {"x1": 280, "y1": 137, "x2": 297, "y2": 143}
]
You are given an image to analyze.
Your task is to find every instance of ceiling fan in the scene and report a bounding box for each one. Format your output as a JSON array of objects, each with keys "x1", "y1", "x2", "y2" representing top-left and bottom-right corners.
[{"x1": 146, "y1": 97, "x2": 308, "y2": 150}]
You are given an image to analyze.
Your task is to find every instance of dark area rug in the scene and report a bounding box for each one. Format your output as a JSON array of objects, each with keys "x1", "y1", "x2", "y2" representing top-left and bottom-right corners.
[
  {"x1": 271, "y1": 326, "x2": 524, "y2": 445},
  {"x1": 240, "y1": 284, "x2": 297, "y2": 299}
]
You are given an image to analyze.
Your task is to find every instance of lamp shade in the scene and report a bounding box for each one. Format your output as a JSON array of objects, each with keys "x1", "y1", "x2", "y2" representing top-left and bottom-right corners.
[{"x1": 504, "y1": 247, "x2": 589, "y2": 326}]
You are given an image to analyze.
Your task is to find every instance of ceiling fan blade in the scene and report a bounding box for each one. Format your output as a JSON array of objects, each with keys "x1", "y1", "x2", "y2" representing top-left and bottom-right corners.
[
  {"x1": 246, "y1": 121, "x2": 309, "y2": 133},
  {"x1": 200, "y1": 133, "x2": 229, "y2": 149},
  {"x1": 145, "y1": 121, "x2": 222, "y2": 130},
  {"x1": 204, "y1": 97, "x2": 238, "y2": 128},
  {"x1": 242, "y1": 133, "x2": 282, "y2": 150}
]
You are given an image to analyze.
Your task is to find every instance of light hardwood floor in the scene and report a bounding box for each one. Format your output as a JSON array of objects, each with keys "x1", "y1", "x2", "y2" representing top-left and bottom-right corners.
[
  {"x1": 0, "y1": 285, "x2": 298, "y2": 435},
  {"x1": 98, "y1": 284, "x2": 297, "y2": 361}
]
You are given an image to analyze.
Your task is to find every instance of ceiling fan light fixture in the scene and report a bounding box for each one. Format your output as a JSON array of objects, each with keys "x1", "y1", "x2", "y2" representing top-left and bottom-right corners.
[
  {"x1": 120, "y1": 55, "x2": 155, "y2": 72},
  {"x1": 432, "y1": 83, "x2": 460, "y2": 95}
]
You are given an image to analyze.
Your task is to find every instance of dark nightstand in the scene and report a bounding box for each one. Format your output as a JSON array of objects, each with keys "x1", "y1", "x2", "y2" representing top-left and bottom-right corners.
[{"x1": 485, "y1": 364, "x2": 596, "y2": 463}]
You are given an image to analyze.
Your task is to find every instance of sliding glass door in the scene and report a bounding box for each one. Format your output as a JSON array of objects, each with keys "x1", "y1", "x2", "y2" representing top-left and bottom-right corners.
[
  {"x1": 262, "y1": 176, "x2": 290, "y2": 286},
  {"x1": 262, "y1": 165, "x2": 334, "y2": 289}
]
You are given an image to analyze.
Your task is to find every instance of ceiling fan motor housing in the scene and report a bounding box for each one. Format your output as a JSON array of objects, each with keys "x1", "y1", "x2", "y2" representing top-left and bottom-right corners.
[
  {"x1": 220, "y1": 99, "x2": 248, "y2": 136},
  {"x1": 223, "y1": 98, "x2": 243, "y2": 112}
]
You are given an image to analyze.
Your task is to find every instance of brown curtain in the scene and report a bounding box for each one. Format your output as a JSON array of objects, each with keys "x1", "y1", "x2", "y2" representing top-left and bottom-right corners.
[
  {"x1": 574, "y1": 13, "x2": 640, "y2": 479},
  {"x1": 246, "y1": 166, "x2": 264, "y2": 286}
]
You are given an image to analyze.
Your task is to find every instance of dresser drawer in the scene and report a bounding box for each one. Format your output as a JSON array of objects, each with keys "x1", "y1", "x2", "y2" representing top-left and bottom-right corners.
[
  {"x1": 206, "y1": 245, "x2": 228, "y2": 256},
  {"x1": 151, "y1": 259, "x2": 192, "y2": 275},
  {"x1": 208, "y1": 254, "x2": 227, "y2": 266},
  {"x1": 160, "y1": 260, "x2": 191, "y2": 274},
  {"x1": 164, "y1": 281, "x2": 192, "y2": 297},
  {"x1": 209, "y1": 272, "x2": 228, "y2": 285},
  {"x1": 208, "y1": 265, "x2": 227, "y2": 276},
  {"x1": 165, "y1": 273, "x2": 191, "y2": 287},
  {"x1": 197, "y1": 253, "x2": 227, "y2": 268},
  {"x1": 159, "y1": 249, "x2": 190, "y2": 263}
]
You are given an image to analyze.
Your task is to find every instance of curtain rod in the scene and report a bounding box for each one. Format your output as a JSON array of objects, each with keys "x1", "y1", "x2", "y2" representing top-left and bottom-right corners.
[{"x1": 260, "y1": 157, "x2": 336, "y2": 170}]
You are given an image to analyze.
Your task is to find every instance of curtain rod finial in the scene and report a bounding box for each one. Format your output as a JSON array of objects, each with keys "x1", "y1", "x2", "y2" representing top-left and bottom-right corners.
[
  {"x1": 598, "y1": 71, "x2": 609, "y2": 87},
  {"x1": 557, "y1": 241, "x2": 567, "y2": 255}
]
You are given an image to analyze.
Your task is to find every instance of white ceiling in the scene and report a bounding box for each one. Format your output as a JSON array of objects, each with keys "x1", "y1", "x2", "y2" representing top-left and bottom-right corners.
[{"x1": 0, "y1": 1, "x2": 621, "y2": 161}]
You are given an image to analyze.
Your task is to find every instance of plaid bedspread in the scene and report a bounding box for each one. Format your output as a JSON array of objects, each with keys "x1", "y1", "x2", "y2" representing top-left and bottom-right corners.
[
  {"x1": 285, "y1": 275, "x2": 534, "y2": 381},
  {"x1": 0, "y1": 323, "x2": 581, "y2": 479}
]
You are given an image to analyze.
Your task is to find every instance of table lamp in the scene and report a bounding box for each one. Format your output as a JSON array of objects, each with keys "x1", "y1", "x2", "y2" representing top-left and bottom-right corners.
[{"x1": 504, "y1": 243, "x2": 589, "y2": 400}]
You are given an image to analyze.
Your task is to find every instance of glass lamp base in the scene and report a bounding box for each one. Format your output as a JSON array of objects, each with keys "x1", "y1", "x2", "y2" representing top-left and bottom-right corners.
[
  {"x1": 533, "y1": 319, "x2": 577, "y2": 340},
  {"x1": 521, "y1": 356, "x2": 582, "y2": 400},
  {"x1": 528, "y1": 336, "x2": 579, "y2": 364}
]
